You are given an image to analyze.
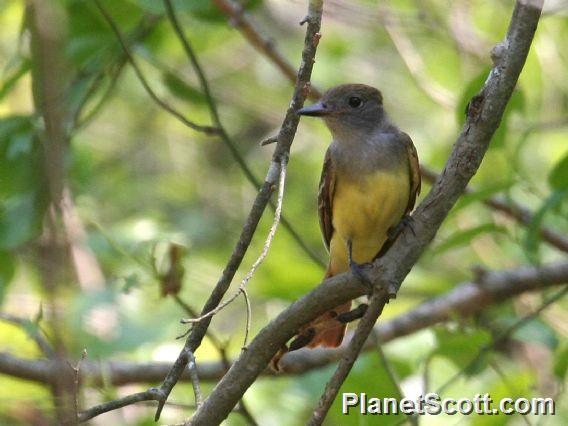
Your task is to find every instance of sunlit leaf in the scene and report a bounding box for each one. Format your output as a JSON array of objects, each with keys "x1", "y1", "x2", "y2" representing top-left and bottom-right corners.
[
  {"x1": 451, "y1": 181, "x2": 514, "y2": 215},
  {"x1": 0, "y1": 57, "x2": 30, "y2": 101},
  {"x1": 548, "y1": 153, "x2": 568, "y2": 190},
  {"x1": 0, "y1": 116, "x2": 49, "y2": 249},
  {"x1": 433, "y1": 327, "x2": 491, "y2": 375},
  {"x1": 524, "y1": 189, "x2": 568, "y2": 263},
  {"x1": 553, "y1": 342, "x2": 568, "y2": 381},
  {"x1": 433, "y1": 223, "x2": 506, "y2": 254},
  {"x1": 162, "y1": 71, "x2": 207, "y2": 105},
  {"x1": 510, "y1": 317, "x2": 559, "y2": 350},
  {"x1": 0, "y1": 252, "x2": 16, "y2": 305},
  {"x1": 136, "y1": 0, "x2": 263, "y2": 22},
  {"x1": 457, "y1": 67, "x2": 525, "y2": 148}
]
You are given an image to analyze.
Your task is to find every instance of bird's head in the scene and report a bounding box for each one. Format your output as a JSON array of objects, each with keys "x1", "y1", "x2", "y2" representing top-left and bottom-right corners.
[{"x1": 298, "y1": 84, "x2": 386, "y2": 138}]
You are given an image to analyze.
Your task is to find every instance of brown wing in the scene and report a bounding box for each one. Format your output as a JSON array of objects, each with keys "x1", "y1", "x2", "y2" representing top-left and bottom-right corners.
[
  {"x1": 401, "y1": 132, "x2": 421, "y2": 214},
  {"x1": 317, "y1": 148, "x2": 336, "y2": 252}
]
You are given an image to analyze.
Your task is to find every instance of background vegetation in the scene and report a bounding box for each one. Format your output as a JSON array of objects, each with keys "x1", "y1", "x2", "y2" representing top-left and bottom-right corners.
[{"x1": 0, "y1": 0, "x2": 567, "y2": 424}]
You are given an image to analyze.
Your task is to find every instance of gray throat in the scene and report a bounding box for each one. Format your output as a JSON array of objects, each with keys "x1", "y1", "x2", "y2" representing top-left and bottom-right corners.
[{"x1": 329, "y1": 126, "x2": 408, "y2": 178}]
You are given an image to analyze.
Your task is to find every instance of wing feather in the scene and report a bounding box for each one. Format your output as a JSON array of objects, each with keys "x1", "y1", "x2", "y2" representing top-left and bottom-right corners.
[
  {"x1": 401, "y1": 132, "x2": 421, "y2": 214},
  {"x1": 318, "y1": 148, "x2": 336, "y2": 252}
]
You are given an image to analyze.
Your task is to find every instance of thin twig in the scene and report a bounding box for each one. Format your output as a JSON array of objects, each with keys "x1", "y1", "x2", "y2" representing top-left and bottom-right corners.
[
  {"x1": 212, "y1": 0, "x2": 322, "y2": 100},
  {"x1": 180, "y1": 157, "x2": 288, "y2": 325},
  {"x1": 421, "y1": 166, "x2": 568, "y2": 253},
  {"x1": 242, "y1": 287, "x2": 253, "y2": 349},
  {"x1": 172, "y1": 295, "x2": 225, "y2": 350},
  {"x1": 154, "y1": 1, "x2": 323, "y2": 419},
  {"x1": 436, "y1": 285, "x2": 568, "y2": 395},
  {"x1": 308, "y1": 292, "x2": 388, "y2": 425},
  {"x1": 78, "y1": 388, "x2": 163, "y2": 423},
  {"x1": 72, "y1": 349, "x2": 87, "y2": 420},
  {"x1": 0, "y1": 312, "x2": 55, "y2": 359},
  {"x1": 378, "y1": 3, "x2": 456, "y2": 108},
  {"x1": 162, "y1": 0, "x2": 326, "y2": 269},
  {"x1": 1, "y1": 262, "x2": 566, "y2": 387},
  {"x1": 92, "y1": 0, "x2": 218, "y2": 135},
  {"x1": 187, "y1": 351, "x2": 203, "y2": 409},
  {"x1": 373, "y1": 332, "x2": 418, "y2": 426},
  {"x1": 172, "y1": 294, "x2": 256, "y2": 423},
  {"x1": 188, "y1": 2, "x2": 545, "y2": 423}
]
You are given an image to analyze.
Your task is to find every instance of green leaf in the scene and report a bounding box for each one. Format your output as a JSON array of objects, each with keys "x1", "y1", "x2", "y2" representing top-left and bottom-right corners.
[
  {"x1": 510, "y1": 317, "x2": 559, "y2": 350},
  {"x1": 457, "y1": 68, "x2": 525, "y2": 148},
  {"x1": 452, "y1": 181, "x2": 514, "y2": 214},
  {"x1": 433, "y1": 223, "x2": 506, "y2": 254},
  {"x1": 0, "y1": 116, "x2": 49, "y2": 249},
  {"x1": 553, "y1": 342, "x2": 568, "y2": 381},
  {"x1": 548, "y1": 153, "x2": 568, "y2": 190},
  {"x1": 433, "y1": 327, "x2": 491, "y2": 375},
  {"x1": 162, "y1": 72, "x2": 206, "y2": 105},
  {"x1": 524, "y1": 189, "x2": 568, "y2": 262},
  {"x1": 0, "y1": 57, "x2": 31, "y2": 101},
  {"x1": 326, "y1": 354, "x2": 406, "y2": 425},
  {"x1": 0, "y1": 252, "x2": 16, "y2": 305},
  {"x1": 136, "y1": 0, "x2": 263, "y2": 22},
  {"x1": 457, "y1": 68, "x2": 490, "y2": 127},
  {"x1": 0, "y1": 192, "x2": 48, "y2": 249}
]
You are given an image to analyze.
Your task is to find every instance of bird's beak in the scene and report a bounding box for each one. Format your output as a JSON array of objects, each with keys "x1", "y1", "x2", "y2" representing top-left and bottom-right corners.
[{"x1": 297, "y1": 102, "x2": 329, "y2": 117}]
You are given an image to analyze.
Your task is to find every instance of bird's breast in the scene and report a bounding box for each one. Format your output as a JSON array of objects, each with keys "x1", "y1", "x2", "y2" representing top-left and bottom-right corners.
[{"x1": 331, "y1": 168, "x2": 409, "y2": 265}]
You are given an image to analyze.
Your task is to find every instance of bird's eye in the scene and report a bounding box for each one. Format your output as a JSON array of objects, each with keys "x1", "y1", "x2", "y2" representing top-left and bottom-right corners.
[{"x1": 348, "y1": 97, "x2": 363, "y2": 108}]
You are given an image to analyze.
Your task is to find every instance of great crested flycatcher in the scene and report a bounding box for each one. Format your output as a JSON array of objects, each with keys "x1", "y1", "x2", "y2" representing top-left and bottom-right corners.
[{"x1": 271, "y1": 84, "x2": 421, "y2": 370}]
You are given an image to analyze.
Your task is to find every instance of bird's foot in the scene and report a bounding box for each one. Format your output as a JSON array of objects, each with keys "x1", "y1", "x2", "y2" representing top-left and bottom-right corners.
[
  {"x1": 387, "y1": 215, "x2": 415, "y2": 240},
  {"x1": 288, "y1": 327, "x2": 316, "y2": 352},
  {"x1": 349, "y1": 260, "x2": 375, "y2": 292},
  {"x1": 336, "y1": 304, "x2": 368, "y2": 323}
]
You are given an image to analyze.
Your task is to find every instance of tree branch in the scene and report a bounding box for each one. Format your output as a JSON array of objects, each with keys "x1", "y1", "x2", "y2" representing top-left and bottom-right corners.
[
  {"x1": 221, "y1": 0, "x2": 564, "y2": 260},
  {"x1": 308, "y1": 292, "x2": 388, "y2": 425},
  {"x1": 1, "y1": 261, "x2": 565, "y2": 388},
  {"x1": 93, "y1": 0, "x2": 218, "y2": 135},
  {"x1": 436, "y1": 285, "x2": 568, "y2": 394},
  {"x1": 421, "y1": 166, "x2": 568, "y2": 253},
  {"x1": 78, "y1": 388, "x2": 163, "y2": 423},
  {"x1": 163, "y1": 0, "x2": 326, "y2": 269},
  {"x1": 187, "y1": 1, "x2": 544, "y2": 423},
  {"x1": 0, "y1": 312, "x2": 54, "y2": 359},
  {"x1": 212, "y1": 0, "x2": 322, "y2": 100},
  {"x1": 152, "y1": 0, "x2": 324, "y2": 420}
]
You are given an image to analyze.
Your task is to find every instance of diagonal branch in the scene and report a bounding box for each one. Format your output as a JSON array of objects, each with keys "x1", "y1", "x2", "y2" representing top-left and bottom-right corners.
[
  {"x1": 308, "y1": 292, "x2": 388, "y2": 425},
  {"x1": 188, "y1": 1, "x2": 545, "y2": 423},
  {"x1": 163, "y1": 0, "x2": 325, "y2": 269},
  {"x1": 0, "y1": 312, "x2": 55, "y2": 359},
  {"x1": 78, "y1": 388, "x2": 162, "y2": 423},
  {"x1": 436, "y1": 285, "x2": 568, "y2": 394},
  {"x1": 151, "y1": 0, "x2": 325, "y2": 420},
  {"x1": 212, "y1": 0, "x2": 322, "y2": 100},
  {"x1": 230, "y1": 0, "x2": 568, "y2": 258},
  {"x1": 1, "y1": 261, "x2": 566, "y2": 388},
  {"x1": 180, "y1": 157, "x2": 288, "y2": 326},
  {"x1": 421, "y1": 166, "x2": 568, "y2": 253},
  {"x1": 93, "y1": 0, "x2": 218, "y2": 135}
]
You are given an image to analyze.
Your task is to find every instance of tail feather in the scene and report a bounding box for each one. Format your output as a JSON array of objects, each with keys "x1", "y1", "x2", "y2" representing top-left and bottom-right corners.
[
  {"x1": 270, "y1": 266, "x2": 352, "y2": 372},
  {"x1": 306, "y1": 300, "x2": 351, "y2": 348}
]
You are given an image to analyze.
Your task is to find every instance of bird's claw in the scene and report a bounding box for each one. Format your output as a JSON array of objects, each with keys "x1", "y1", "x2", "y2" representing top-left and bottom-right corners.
[
  {"x1": 349, "y1": 260, "x2": 374, "y2": 292},
  {"x1": 336, "y1": 304, "x2": 368, "y2": 323},
  {"x1": 387, "y1": 215, "x2": 415, "y2": 240}
]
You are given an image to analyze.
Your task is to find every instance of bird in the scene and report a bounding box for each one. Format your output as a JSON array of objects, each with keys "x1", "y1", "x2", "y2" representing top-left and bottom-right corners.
[{"x1": 270, "y1": 84, "x2": 421, "y2": 371}]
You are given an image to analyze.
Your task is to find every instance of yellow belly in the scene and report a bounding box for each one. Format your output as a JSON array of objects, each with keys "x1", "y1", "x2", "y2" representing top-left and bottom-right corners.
[{"x1": 329, "y1": 170, "x2": 409, "y2": 275}]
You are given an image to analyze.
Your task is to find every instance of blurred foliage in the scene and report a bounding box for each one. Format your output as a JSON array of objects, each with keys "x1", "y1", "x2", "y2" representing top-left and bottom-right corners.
[{"x1": 0, "y1": 0, "x2": 567, "y2": 424}]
